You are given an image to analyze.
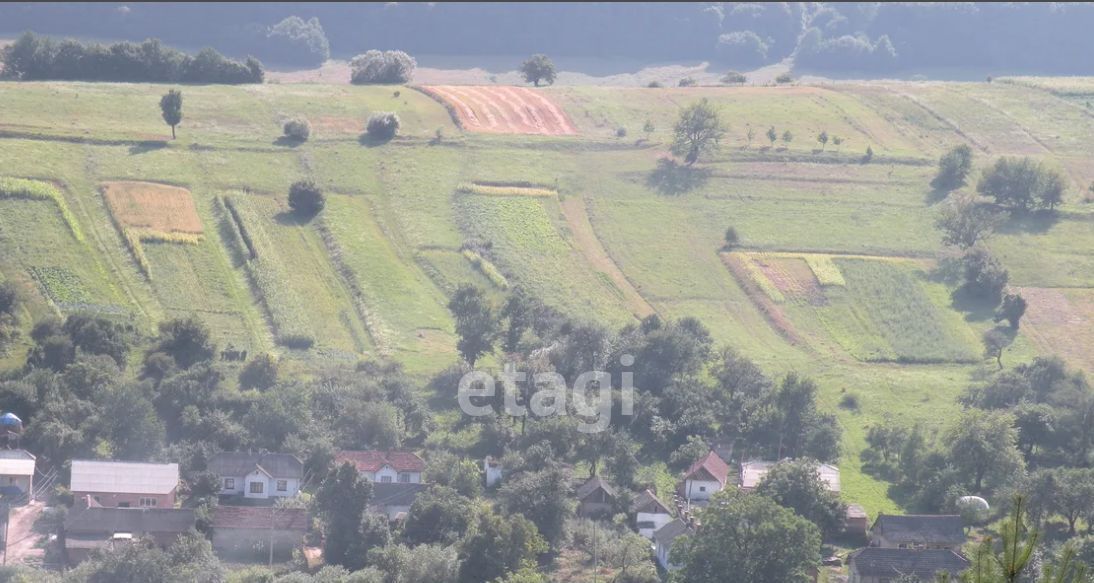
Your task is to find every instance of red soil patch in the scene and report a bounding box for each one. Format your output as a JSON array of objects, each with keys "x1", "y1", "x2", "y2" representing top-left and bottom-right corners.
[
  {"x1": 419, "y1": 85, "x2": 578, "y2": 136},
  {"x1": 101, "y1": 181, "x2": 202, "y2": 234},
  {"x1": 1017, "y1": 287, "x2": 1094, "y2": 371},
  {"x1": 752, "y1": 256, "x2": 826, "y2": 305}
]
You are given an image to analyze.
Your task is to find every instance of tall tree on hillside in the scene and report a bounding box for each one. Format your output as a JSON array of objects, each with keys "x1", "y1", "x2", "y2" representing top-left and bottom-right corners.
[
  {"x1": 994, "y1": 293, "x2": 1027, "y2": 330},
  {"x1": 673, "y1": 489, "x2": 821, "y2": 583},
  {"x1": 754, "y1": 458, "x2": 847, "y2": 535},
  {"x1": 448, "y1": 284, "x2": 500, "y2": 368},
  {"x1": 520, "y1": 54, "x2": 557, "y2": 87},
  {"x1": 932, "y1": 144, "x2": 974, "y2": 191},
  {"x1": 935, "y1": 192, "x2": 1003, "y2": 249},
  {"x1": 160, "y1": 89, "x2": 183, "y2": 139},
  {"x1": 817, "y1": 130, "x2": 829, "y2": 151},
  {"x1": 315, "y1": 461, "x2": 373, "y2": 569},
  {"x1": 671, "y1": 98, "x2": 725, "y2": 165},
  {"x1": 945, "y1": 409, "x2": 1024, "y2": 492},
  {"x1": 766, "y1": 126, "x2": 777, "y2": 147}
]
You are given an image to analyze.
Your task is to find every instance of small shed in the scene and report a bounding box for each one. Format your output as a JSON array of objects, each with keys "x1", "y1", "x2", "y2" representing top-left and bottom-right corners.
[
  {"x1": 575, "y1": 476, "x2": 616, "y2": 518},
  {"x1": 0, "y1": 450, "x2": 35, "y2": 500},
  {"x1": 844, "y1": 504, "x2": 869, "y2": 538}
]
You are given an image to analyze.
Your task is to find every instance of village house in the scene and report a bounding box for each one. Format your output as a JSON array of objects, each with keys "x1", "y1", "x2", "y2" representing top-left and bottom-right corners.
[
  {"x1": 870, "y1": 514, "x2": 966, "y2": 551},
  {"x1": 848, "y1": 548, "x2": 970, "y2": 583},
  {"x1": 653, "y1": 518, "x2": 692, "y2": 571},
  {"x1": 336, "y1": 450, "x2": 424, "y2": 484},
  {"x1": 681, "y1": 450, "x2": 730, "y2": 503},
  {"x1": 369, "y1": 482, "x2": 428, "y2": 520},
  {"x1": 739, "y1": 459, "x2": 841, "y2": 493},
  {"x1": 69, "y1": 460, "x2": 179, "y2": 508},
  {"x1": 207, "y1": 452, "x2": 303, "y2": 502},
  {"x1": 63, "y1": 498, "x2": 195, "y2": 564},
  {"x1": 0, "y1": 450, "x2": 35, "y2": 500},
  {"x1": 211, "y1": 505, "x2": 309, "y2": 561},
  {"x1": 575, "y1": 476, "x2": 617, "y2": 518},
  {"x1": 844, "y1": 503, "x2": 870, "y2": 538},
  {"x1": 632, "y1": 489, "x2": 673, "y2": 539}
]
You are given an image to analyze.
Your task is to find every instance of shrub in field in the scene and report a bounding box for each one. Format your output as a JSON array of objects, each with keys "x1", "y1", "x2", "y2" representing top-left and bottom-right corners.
[
  {"x1": 722, "y1": 71, "x2": 747, "y2": 84},
  {"x1": 723, "y1": 226, "x2": 740, "y2": 250},
  {"x1": 839, "y1": 392, "x2": 861, "y2": 411},
  {"x1": 289, "y1": 180, "x2": 325, "y2": 217},
  {"x1": 678, "y1": 77, "x2": 697, "y2": 87},
  {"x1": 647, "y1": 80, "x2": 663, "y2": 88},
  {"x1": 239, "y1": 353, "x2": 279, "y2": 390},
  {"x1": 960, "y1": 247, "x2": 1008, "y2": 303},
  {"x1": 283, "y1": 117, "x2": 312, "y2": 141},
  {"x1": 615, "y1": 127, "x2": 627, "y2": 138},
  {"x1": 366, "y1": 112, "x2": 401, "y2": 141},
  {"x1": 520, "y1": 54, "x2": 557, "y2": 87},
  {"x1": 775, "y1": 72, "x2": 794, "y2": 84},
  {"x1": 350, "y1": 50, "x2": 416, "y2": 84}
]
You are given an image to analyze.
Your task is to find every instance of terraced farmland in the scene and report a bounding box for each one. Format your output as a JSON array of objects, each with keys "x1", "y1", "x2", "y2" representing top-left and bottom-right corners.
[{"x1": 1, "y1": 78, "x2": 1092, "y2": 514}]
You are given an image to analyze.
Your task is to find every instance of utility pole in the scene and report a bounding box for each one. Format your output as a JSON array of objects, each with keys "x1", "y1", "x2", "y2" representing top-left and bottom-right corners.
[
  {"x1": 268, "y1": 505, "x2": 275, "y2": 567},
  {"x1": 2, "y1": 502, "x2": 10, "y2": 566}
]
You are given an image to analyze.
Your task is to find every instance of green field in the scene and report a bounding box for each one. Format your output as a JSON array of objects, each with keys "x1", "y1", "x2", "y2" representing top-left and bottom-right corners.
[{"x1": 1, "y1": 78, "x2": 1092, "y2": 515}]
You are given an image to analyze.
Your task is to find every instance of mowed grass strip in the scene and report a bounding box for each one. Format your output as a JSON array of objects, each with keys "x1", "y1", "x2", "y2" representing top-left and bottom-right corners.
[
  {"x1": 0, "y1": 177, "x2": 84, "y2": 242},
  {"x1": 456, "y1": 182, "x2": 558, "y2": 198},
  {"x1": 825, "y1": 259, "x2": 978, "y2": 363},
  {"x1": 456, "y1": 194, "x2": 634, "y2": 325},
  {"x1": 222, "y1": 194, "x2": 314, "y2": 349},
  {"x1": 323, "y1": 194, "x2": 455, "y2": 366}
]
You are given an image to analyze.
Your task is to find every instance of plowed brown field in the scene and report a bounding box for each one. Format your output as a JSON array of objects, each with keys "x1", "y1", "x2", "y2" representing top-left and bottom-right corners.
[{"x1": 420, "y1": 85, "x2": 578, "y2": 135}]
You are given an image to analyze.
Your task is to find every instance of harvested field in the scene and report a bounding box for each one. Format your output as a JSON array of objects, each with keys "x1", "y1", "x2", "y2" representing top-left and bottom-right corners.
[
  {"x1": 721, "y1": 252, "x2": 802, "y2": 344},
  {"x1": 1017, "y1": 287, "x2": 1094, "y2": 371},
  {"x1": 420, "y1": 85, "x2": 578, "y2": 135},
  {"x1": 750, "y1": 254, "x2": 825, "y2": 305},
  {"x1": 102, "y1": 181, "x2": 203, "y2": 235},
  {"x1": 457, "y1": 182, "x2": 558, "y2": 197}
]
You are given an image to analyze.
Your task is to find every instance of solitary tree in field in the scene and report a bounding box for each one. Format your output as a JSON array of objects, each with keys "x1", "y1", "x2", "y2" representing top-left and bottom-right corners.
[
  {"x1": 766, "y1": 126, "x2": 777, "y2": 147},
  {"x1": 817, "y1": 130, "x2": 829, "y2": 151},
  {"x1": 520, "y1": 54, "x2": 557, "y2": 87},
  {"x1": 288, "y1": 179, "x2": 325, "y2": 217},
  {"x1": 448, "y1": 284, "x2": 499, "y2": 368},
  {"x1": 643, "y1": 119, "x2": 655, "y2": 140},
  {"x1": 782, "y1": 130, "x2": 794, "y2": 146},
  {"x1": 932, "y1": 144, "x2": 974, "y2": 191},
  {"x1": 160, "y1": 89, "x2": 182, "y2": 139},
  {"x1": 671, "y1": 98, "x2": 725, "y2": 165},
  {"x1": 746, "y1": 125, "x2": 755, "y2": 147},
  {"x1": 994, "y1": 292, "x2": 1027, "y2": 330},
  {"x1": 723, "y1": 226, "x2": 739, "y2": 250}
]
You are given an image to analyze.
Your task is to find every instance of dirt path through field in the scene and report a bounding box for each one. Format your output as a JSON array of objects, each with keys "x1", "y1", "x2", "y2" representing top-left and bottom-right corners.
[{"x1": 558, "y1": 196, "x2": 655, "y2": 318}]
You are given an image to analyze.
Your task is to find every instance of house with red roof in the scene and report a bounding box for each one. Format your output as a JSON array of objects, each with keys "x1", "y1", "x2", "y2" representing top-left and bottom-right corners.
[
  {"x1": 334, "y1": 450, "x2": 425, "y2": 484},
  {"x1": 681, "y1": 450, "x2": 730, "y2": 503}
]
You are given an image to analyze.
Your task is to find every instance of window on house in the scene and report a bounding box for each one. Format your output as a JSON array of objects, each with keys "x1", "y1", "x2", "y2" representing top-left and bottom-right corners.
[
  {"x1": 249, "y1": 481, "x2": 264, "y2": 494},
  {"x1": 118, "y1": 502, "x2": 130, "y2": 508},
  {"x1": 398, "y1": 473, "x2": 410, "y2": 483},
  {"x1": 224, "y1": 478, "x2": 235, "y2": 490},
  {"x1": 139, "y1": 498, "x2": 157, "y2": 507},
  {"x1": 277, "y1": 480, "x2": 288, "y2": 492},
  {"x1": 381, "y1": 475, "x2": 392, "y2": 483},
  {"x1": 699, "y1": 486, "x2": 706, "y2": 492}
]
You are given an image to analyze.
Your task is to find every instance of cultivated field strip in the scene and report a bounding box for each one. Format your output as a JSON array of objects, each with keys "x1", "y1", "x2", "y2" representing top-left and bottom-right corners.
[{"x1": 420, "y1": 85, "x2": 578, "y2": 135}]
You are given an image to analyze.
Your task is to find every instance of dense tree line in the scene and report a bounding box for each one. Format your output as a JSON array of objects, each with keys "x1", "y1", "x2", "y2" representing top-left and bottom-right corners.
[{"x1": 0, "y1": 32, "x2": 263, "y2": 83}]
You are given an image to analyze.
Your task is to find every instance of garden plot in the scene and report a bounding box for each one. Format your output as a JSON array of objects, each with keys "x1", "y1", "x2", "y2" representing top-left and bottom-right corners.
[
  {"x1": 1017, "y1": 287, "x2": 1094, "y2": 371},
  {"x1": 102, "y1": 181, "x2": 203, "y2": 279},
  {"x1": 420, "y1": 85, "x2": 578, "y2": 135},
  {"x1": 725, "y1": 252, "x2": 979, "y2": 363}
]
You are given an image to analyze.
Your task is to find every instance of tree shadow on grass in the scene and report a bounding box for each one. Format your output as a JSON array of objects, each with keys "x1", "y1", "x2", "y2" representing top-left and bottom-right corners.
[
  {"x1": 128, "y1": 140, "x2": 169, "y2": 155},
  {"x1": 924, "y1": 187, "x2": 952, "y2": 205},
  {"x1": 358, "y1": 132, "x2": 394, "y2": 147},
  {"x1": 646, "y1": 158, "x2": 710, "y2": 196},
  {"x1": 274, "y1": 210, "x2": 310, "y2": 226},
  {"x1": 950, "y1": 286, "x2": 999, "y2": 322},
  {"x1": 273, "y1": 136, "x2": 305, "y2": 148},
  {"x1": 996, "y1": 209, "x2": 1059, "y2": 235}
]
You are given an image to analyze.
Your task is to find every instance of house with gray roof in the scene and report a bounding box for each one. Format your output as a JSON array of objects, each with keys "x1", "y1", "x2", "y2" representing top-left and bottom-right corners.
[
  {"x1": 63, "y1": 501, "x2": 195, "y2": 564},
  {"x1": 70, "y1": 460, "x2": 179, "y2": 508},
  {"x1": 208, "y1": 452, "x2": 304, "y2": 503},
  {"x1": 575, "y1": 476, "x2": 617, "y2": 518},
  {"x1": 870, "y1": 514, "x2": 966, "y2": 551},
  {"x1": 653, "y1": 518, "x2": 692, "y2": 571},
  {"x1": 848, "y1": 548, "x2": 969, "y2": 583}
]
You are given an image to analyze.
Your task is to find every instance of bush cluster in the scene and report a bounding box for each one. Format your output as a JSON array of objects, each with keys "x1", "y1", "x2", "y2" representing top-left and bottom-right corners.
[
  {"x1": 366, "y1": 112, "x2": 401, "y2": 140},
  {"x1": 283, "y1": 117, "x2": 312, "y2": 141},
  {"x1": 350, "y1": 50, "x2": 416, "y2": 84},
  {"x1": 0, "y1": 32, "x2": 263, "y2": 83}
]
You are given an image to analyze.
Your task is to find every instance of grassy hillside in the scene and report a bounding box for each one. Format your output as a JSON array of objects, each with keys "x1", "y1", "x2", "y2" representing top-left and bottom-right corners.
[{"x1": 0, "y1": 78, "x2": 1090, "y2": 514}]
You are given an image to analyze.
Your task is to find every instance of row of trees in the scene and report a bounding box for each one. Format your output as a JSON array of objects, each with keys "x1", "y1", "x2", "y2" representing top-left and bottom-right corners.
[{"x1": 0, "y1": 32, "x2": 263, "y2": 83}]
